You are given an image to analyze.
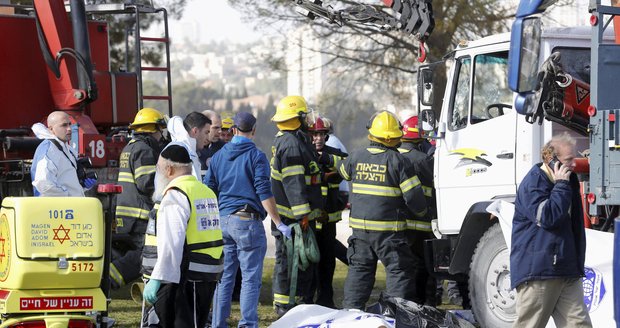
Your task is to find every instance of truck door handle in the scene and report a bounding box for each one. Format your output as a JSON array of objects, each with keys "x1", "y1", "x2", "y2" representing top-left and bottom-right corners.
[{"x1": 496, "y1": 152, "x2": 514, "y2": 159}]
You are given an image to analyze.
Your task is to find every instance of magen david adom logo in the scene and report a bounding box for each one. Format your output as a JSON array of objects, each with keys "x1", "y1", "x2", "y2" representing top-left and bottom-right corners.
[{"x1": 582, "y1": 266, "x2": 605, "y2": 312}]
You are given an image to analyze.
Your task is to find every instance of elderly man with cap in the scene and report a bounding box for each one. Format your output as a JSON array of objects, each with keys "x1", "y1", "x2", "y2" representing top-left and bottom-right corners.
[
  {"x1": 205, "y1": 112, "x2": 291, "y2": 328},
  {"x1": 143, "y1": 144, "x2": 223, "y2": 328}
]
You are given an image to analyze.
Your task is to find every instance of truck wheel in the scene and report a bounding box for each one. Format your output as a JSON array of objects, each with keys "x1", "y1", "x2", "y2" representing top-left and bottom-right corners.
[{"x1": 469, "y1": 223, "x2": 516, "y2": 327}]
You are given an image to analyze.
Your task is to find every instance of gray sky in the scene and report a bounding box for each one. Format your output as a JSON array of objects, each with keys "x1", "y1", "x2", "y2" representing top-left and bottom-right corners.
[{"x1": 168, "y1": 0, "x2": 260, "y2": 44}]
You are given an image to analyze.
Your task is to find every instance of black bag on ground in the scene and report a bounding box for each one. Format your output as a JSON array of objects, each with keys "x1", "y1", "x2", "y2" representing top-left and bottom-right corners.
[{"x1": 365, "y1": 292, "x2": 475, "y2": 328}]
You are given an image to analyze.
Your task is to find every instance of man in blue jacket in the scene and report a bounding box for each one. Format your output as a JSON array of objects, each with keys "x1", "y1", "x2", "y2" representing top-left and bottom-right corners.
[
  {"x1": 511, "y1": 133, "x2": 591, "y2": 328},
  {"x1": 204, "y1": 111, "x2": 291, "y2": 328}
]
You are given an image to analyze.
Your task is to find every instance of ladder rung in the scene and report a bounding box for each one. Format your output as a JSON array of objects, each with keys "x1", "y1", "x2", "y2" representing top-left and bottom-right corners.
[
  {"x1": 143, "y1": 95, "x2": 171, "y2": 100},
  {"x1": 140, "y1": 37, "x2": 169, "y2": 43},
  {"x1": 141, "y1": 67, "x2": 169, "y2": 72}
]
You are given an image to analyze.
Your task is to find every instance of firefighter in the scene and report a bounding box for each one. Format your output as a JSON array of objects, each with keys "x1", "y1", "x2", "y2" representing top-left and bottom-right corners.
[
  {"x1": 220, "y1": 117, "x2": 234, "y2": 143},
  {"x1": 307, "y1": 115, "x2": 347, "y2": 308},
  {"x1": 270, "y1": 95, "x2": 323, "y2": 316},
  {"x1": 112, "y1": 107, "x2": 167, "y2": 290},
  {"x1": 398, "y1": 115, "x2": 437, "y2": 305},
  {"x1": 339, "y1": 110, "x2": 428, "y2": 310}
]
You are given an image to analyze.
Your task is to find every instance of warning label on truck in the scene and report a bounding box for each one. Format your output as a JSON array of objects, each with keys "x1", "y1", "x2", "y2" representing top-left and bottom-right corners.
[
  {"x1": 0, "y1": 214, "x2": 11, "y2": 282},
  {"x1": 20, "y1": 296, "x2": 93, "y2": 310}
]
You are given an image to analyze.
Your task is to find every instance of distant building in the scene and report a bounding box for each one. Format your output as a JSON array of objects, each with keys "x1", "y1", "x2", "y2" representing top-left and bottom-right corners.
[{"x1": 285, "y1": 26, "x2": 326, "y2": 104}]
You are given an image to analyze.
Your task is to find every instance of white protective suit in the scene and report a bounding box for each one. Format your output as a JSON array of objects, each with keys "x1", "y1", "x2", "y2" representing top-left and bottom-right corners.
[
  {"x1": 31, "y1": 123, "x2": 84, "y2": 196},
  {"x1": 165, "y1": 116, "x2": 202, "y2": 180}
]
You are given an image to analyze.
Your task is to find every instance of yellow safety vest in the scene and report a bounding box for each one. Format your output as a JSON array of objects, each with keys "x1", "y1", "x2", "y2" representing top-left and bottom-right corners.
[{"x1": 165, "y1": 175, "x2": 224, "y2": 281}]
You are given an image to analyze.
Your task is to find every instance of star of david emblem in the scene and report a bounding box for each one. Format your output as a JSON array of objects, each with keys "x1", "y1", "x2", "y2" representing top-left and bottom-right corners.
[{"x1": 53, "y1": 225, "x2": 71, "y2": 244}]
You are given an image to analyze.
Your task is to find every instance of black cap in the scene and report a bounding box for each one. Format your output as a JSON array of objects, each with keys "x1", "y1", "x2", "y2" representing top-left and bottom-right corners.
[
  {"x1": 233, "y1": 112, "x2": 257, "y2": 132},
  {"x1": 160, "y1": 144, "x2": 191, "y2": 164}
]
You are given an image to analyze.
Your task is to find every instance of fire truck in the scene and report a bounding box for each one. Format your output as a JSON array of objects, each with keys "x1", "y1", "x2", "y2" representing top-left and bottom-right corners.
[
  {"x1": 0, "y1": 1, "x2": 172, "y2": 326},
  {"x1": 295, "y1": 1, "x2": 619, "y2": 327},
  {"x1": 410, "y1": 0, "x2": 618, "y2": 327}
]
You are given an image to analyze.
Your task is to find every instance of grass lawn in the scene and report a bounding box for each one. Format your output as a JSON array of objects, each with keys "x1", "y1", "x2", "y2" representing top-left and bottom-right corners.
[{"x1": 108, "y1": 259, "x2": 386, "y2": 327}]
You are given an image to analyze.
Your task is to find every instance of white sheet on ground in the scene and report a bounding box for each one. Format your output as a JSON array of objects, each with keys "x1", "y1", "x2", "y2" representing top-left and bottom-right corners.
[{"x1": 269, "y1": 304, "x2": 395, "y2": 328}]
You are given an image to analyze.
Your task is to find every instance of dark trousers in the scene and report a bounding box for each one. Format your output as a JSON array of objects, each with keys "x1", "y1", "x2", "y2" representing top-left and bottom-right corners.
[
  {"x1": 154, "y1": 280, "x2": 216, "y2": 328},
  {"x1": 111, "y1": 218, "x2": 147, "y2": 289},
  {"x1": 343, "y1": 229, "x2": 417, "y2": 310},
  {"x1": 314, "y1": 222, "x2": 337, "y2": 307},
  {"x1": 272, "y1": 218, "x2": 316, "y2": 308},
  {"x1": 407, "y1": 230, "x2": 436, "y2": 305}
]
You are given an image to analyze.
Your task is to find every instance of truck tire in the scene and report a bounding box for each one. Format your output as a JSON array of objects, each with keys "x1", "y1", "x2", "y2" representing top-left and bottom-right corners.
[{"x1": 469, "y1": 223, "x2": 516, "y2": 327}]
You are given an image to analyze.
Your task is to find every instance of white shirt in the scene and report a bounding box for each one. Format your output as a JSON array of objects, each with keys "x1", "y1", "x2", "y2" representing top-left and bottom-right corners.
[
  {"x1": 326, "y1": 134, "x2": 349, "y2": 193},
  {"x1": 151, "y1": 185, "x2": 190, "y2": 283},
  {"x1": 31, "y1": 123, "x2": 84, "y2": 197},
  {"x1": 166, "y1": 116, "x2": 202, "y2": 179}
]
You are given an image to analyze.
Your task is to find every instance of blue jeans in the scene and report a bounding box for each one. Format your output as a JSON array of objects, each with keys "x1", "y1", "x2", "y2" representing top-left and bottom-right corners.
[{"x1": 213, "y1": 214, "x2": 267, "y2": 328}]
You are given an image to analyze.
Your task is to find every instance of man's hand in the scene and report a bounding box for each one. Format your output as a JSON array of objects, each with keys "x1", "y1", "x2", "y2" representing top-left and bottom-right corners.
[
  {"x1": 83, "y1": 177, "x2": 97, "y2": 189},
  {"x1": 316, "y1": 209, "x2": 329, "y2": 224},
  {"x1": 552, "y1": 161, "x2": 571, "y2": 182},
  {"x1": 143, "y1": 279, "x2": 161, "y2": 305},
  {"x1": 276, "y1": 222, "x2": 292, "y2": 239}
]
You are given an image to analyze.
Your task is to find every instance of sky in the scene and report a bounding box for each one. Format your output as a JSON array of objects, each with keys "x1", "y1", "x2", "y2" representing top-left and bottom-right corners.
[{"x1": 167, "y1": 0, "x2": 261, "y2": 44}]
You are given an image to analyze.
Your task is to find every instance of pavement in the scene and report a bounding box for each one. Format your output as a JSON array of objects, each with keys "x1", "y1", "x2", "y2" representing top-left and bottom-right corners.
[{"x1": 264, "y1": 210, "x2": 351, "y2": 258}]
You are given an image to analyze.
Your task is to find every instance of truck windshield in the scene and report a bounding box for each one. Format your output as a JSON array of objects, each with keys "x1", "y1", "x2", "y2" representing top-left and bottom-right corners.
[
  {"x1": 449, "y1": 51, "x2": 512, "y2": 131},
  {"x1": 471, "y1": 52, "x2": 512, "y2": 124}
]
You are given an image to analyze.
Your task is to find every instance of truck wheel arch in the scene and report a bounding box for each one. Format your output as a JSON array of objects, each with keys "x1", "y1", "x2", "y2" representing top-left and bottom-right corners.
[{"x1": 448, "y1": 201, "x2": 498, "y2": 275}]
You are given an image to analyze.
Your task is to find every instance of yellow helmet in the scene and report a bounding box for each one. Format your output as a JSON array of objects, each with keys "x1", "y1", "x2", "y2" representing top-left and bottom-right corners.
[
  {"x1": 367, "y1": 111, "x2": 403, "y2": 140},
  {"x1": 272, "y1": 95, "x2": 308, "y2": 122},
  {"x1": 130, "y1": 108, "x2": 166, "y2": 133},
  {"x1": 221, "y1": 117, "x2": 234, "y2": 129}
]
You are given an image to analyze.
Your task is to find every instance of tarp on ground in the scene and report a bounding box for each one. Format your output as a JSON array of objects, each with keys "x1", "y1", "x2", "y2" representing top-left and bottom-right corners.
[{"x1": 269, "y1": 294, "x2": 475, "y2": 328}]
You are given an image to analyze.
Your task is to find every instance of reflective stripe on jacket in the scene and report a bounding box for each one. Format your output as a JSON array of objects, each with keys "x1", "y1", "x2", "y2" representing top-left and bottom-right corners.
[
  {"x1": 399, "y1": 142, "x2": 436, "y2": 231},
  {"x1": 115, "y1": 134, "x2": 161, "y2": 221},
  {"x1": 339, "y1": 142, "x2": 427, "y2": 232},
  {"x1": 270, "y1": 130, "x2": 322, "y2": 220}
]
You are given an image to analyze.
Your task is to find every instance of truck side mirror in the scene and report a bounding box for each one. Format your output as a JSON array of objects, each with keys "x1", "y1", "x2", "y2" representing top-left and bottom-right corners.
[
  {"x1": 418, "y1": 68, "x2": 434, "y2": 106},
  {"x1": 419, "y1": 109, "x2": 436, "y2": 138},
  {"x1": 508, "y1": 17, "x2": 542, "y2": 93}
]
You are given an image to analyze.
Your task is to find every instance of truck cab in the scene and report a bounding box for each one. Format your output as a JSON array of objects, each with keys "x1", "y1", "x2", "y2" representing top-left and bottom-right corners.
[{"x1": 422, "y1": 26, "x2": 595, "y2": 327}]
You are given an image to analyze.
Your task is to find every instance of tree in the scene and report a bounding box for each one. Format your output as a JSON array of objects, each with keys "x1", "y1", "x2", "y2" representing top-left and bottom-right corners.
[
  {"x1": 228, "y1": 0, "x2": 571, "y2": 102},
  {"x1": 173, "y1": 81, "x2": 220, "y2": 116}
]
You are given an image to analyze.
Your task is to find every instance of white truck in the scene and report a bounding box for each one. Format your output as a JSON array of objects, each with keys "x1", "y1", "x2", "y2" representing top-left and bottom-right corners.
[{"x1": 417, "y1": 14, "x2": 615, "y2": 328}]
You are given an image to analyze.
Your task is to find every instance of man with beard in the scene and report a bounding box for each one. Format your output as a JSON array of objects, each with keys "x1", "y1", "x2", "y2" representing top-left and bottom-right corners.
[
  {"x1": 143, "y1": 145, "x2": 223, "y2": 328},
  {"x1": 111, "y1": 108, "x2": 167, "y2": 290}
]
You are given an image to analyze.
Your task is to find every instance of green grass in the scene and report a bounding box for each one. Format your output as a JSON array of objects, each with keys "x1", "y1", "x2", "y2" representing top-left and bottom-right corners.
[{"x1": 108, "y1": 259, "x2": 387, "y2": 327}]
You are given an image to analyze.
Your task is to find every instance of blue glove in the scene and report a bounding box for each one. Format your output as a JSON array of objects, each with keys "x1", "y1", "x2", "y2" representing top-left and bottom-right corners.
[
  {"x1": 143, "y1": 279, "x2": 161, "y2": 305},
  {"x1": 276, "y1": 222, "x2": 292, "y2": 239},
  {"x1": 83, "y1": 178, "x2": 97, "y2": 189}
]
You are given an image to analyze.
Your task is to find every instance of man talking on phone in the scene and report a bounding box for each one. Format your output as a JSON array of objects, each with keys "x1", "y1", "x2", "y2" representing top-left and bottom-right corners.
[{"x1": 510, "y1": 132, "x2": 591, "y2": 328}]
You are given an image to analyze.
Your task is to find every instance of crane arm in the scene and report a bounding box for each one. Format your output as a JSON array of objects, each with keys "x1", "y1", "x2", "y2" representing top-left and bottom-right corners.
[{"x1": 292, "y1": 0, "x2": 434, "y2": 61}]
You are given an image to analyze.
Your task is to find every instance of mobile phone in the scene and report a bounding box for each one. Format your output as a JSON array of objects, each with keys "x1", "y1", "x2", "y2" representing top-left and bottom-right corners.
[{"x1": 548, "y1": 155, "x2": 562, "y2": 172}]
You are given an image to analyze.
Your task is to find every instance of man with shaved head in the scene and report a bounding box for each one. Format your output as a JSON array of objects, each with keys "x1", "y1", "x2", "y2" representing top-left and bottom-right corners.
[
  {"x1": 31, "y1": 111, "x2": 96, "y2": 196},
  {"x1": 199, "y1": 109, "x2": 225, "y2": 170}
]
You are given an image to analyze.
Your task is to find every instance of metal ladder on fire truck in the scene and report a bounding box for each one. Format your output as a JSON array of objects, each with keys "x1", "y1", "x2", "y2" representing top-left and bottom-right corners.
[{"x1": 81, "y1": 1, "x2": 173, "y2": 117}]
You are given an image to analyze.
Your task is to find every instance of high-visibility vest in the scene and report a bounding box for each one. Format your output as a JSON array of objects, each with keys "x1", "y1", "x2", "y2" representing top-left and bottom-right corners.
[{"x1": 144, "y1": 175, "x2": 224, "y2": 281}]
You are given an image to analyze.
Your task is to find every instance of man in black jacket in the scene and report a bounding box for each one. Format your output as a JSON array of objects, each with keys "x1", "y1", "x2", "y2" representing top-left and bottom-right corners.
[{"x1": 111, "y1": 107, "x2": 166, "y2": 289}]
